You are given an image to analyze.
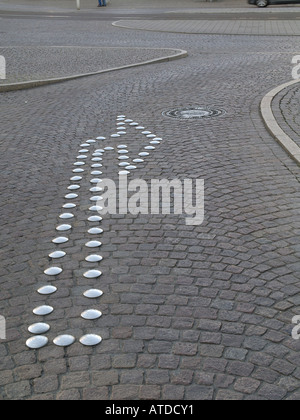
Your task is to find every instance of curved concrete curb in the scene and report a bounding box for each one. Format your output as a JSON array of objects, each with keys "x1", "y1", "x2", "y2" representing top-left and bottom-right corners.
[
  {"x1": 260, "y1": 79, "x2": 300, "y2": 166},
  {"x1": 0, "y1": 48, "x2": 188, "y2": 93}
]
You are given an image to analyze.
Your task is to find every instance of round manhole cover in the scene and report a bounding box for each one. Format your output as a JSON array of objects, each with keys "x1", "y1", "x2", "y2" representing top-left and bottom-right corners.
[{"x1": 162, "y1": 106, "x2": 225, "y2": 120}]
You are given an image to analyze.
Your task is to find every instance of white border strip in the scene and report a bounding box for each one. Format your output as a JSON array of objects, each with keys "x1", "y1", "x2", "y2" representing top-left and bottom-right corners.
[{"x1": 260, "y1": 79, "x2": 300, "y2": 166}]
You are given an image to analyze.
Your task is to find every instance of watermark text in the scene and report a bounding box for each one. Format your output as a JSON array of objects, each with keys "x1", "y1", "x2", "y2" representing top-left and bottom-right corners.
[
  {"x1": 0, "y1": 315, "x2": 6, "y2": 340},
  {"x1": 292, "y1": 55, "x2": 300, "y2": 80},
  {"x1": 292, "y1": 315, "x2": 300, "y2": 340},
  {"x1": 0, "y1": 56, "x2": 6, "y2": 80},
  {"x1": 97, "y1": 175, "x2": 205, "y2": 226}
]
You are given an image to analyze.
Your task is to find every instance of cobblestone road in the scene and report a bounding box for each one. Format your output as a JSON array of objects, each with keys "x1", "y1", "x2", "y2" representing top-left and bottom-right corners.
[
  {"x1": 0, "y1": 14, "x2": 300, "y2": 400},
  {"x1": 0, "y1": 46, "x2": 182, "y2": 85},
  {"x1": 113, "y1": 19, "x2": 300, "y2": 36}
]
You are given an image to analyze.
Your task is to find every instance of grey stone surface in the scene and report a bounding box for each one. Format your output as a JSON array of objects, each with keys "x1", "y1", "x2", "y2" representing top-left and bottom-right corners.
[
  {"x1": 0, "y1": 1, "x2": 300, "y2": 401},
  {"x1": 113, "y1": 19, "x2": 300, "y2": 36},
  {"x1": 0, "y1": 46, "x2": 183, "y2": 85}
]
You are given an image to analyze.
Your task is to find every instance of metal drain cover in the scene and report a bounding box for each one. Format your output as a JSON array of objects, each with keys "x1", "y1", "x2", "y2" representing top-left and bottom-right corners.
[{"x1": 163, "y1": 106, "x2": 225, "y2": 120}]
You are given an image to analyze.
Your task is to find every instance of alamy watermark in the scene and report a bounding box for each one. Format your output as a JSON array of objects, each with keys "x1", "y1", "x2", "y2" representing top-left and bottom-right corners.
[
  {"x1": 292, "y1": 55, "x2": 300, "y2": 80},
  {"x1": 0, "y1": 56, "x2": 6, "y2": 80},
  {"x1": 96, "y1": 175, "x2": 204, "y2": 226},
  {"x1": 292, "y1": 315, "x2": 300, "y2": 340},
  {"x1": 0, "y1": 315, "x2": 6, "y2": 340}
]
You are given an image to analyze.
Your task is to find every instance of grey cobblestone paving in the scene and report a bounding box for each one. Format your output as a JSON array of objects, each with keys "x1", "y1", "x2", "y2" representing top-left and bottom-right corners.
[
  {"x1": 113, "y1": 19, "x2": 300, "y2": 36},
  {"x1": 273, "y1": 83, "x2": 300, "y2": 149},
  {"x1": 0, "y1": 14, "x2": 300, "y2": 401},
  {"x1": 0, "y1": 46, "x2": 182, "y2": 85}
]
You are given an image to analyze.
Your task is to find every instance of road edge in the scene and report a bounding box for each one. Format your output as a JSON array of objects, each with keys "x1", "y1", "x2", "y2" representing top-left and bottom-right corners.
[
  {"x1": 260, "y1": 79, "x2": 300, "y2": 166},
  {"x1": 0, "y1": 48, "x2": 188, "y2": 93}
]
